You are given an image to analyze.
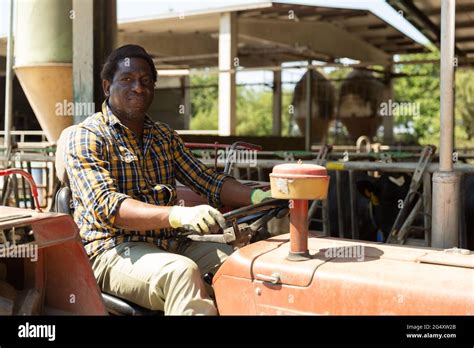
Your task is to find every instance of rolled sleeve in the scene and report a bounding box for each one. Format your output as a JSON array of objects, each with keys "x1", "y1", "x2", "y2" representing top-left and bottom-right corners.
[
  {"x1": 65, "y1": 126, "x2": 130, "y2": 228},
  {"x1": 171, "y1": 130, "x2": 231, "y2": 207}
]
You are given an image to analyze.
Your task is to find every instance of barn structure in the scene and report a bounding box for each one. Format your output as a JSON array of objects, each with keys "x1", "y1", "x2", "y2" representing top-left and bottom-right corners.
[
  {"x1": 0, "y1": 0, "x2": 472, "y2": 247},
  {"x1": 1, "y1": 1, "x2": 430, "y2": 145},
  {"x1": 0, "y1": 0, "x2": 472, "y2": 320}
]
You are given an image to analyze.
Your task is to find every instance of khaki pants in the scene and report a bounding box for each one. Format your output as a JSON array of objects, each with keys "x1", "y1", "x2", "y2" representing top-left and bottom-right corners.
[{"x1": 91, "y1": 240, "x2": 234, "y2": 315}]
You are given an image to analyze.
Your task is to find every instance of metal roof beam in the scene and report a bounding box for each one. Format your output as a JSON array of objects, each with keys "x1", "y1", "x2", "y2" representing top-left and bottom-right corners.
[
  {"x1": 392, "y1": 0, "x2": 464, "y2": 55},
  {"x1": 239, "y1": 17, "x2": 390, "y2": 64},
  {"x1": 118, "y1": 32, "x2": 217, "y2": 57},
  {"x1": 345, "y1": 23, "x2": 388, "y2": 33},
  {"x1": 425, "y1": 3, "x2": 474, "y2": 16},
  {"x1": 456, "y1": 20, "x2": 474, "y2": 29}
]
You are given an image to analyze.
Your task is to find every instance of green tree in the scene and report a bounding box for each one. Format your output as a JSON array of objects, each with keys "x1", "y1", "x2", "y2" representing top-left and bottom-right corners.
[
  {"x1": 236, "y1": 87, "x2": 270, "y2": 135},
  {"x1": 394, "y1": 50, "x2": 474, "y2": 147},
  {"x1": 455, "y1": 69, "x2": 474, "y2": 143},
  {"x1": 189, "y1": 60, "x2": 474, "y2": 148},
  {"x1": 190, "y1": 74, "x2": 293, "y2": 136},
  {"x1": 189, "y1": 74, "x2": 219, "y2": 130},
  {"x1": 393, "y1": 50, "x2": 441, "y2": 145}
]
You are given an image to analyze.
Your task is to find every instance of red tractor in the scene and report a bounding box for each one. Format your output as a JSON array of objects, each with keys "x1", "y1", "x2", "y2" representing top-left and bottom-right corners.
[{"x1": 0, "y1": 157, "x2": 472, "y2": 315}]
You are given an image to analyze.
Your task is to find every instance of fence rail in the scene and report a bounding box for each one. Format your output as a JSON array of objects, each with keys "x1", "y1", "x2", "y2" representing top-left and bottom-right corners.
[{"x1": 0, "y1": 144, "x2": 472, "y2": 249}]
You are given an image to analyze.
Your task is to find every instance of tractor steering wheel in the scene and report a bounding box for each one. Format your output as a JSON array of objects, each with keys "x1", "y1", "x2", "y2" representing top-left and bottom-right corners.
[
  {"x1": 184, "y1": 199, "x2": 289, "y2": 247},
  {"x1": 223, "y1": 198, "x2": 289, "y2": 226},
  {"x1": 224, "y1": 198, "x2": 289, "y2": 246}
]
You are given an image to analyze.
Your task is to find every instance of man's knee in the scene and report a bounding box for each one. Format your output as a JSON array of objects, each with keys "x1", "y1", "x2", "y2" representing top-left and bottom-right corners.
[
  {"x1": 148, "y1": 256, "x2": 214, "y2": 313},
  {"x1": 155, "y1": 256, "x2": 202, "y2": 290},
  {"x1": 171, "y1": 257, "x2": 200, "y2": 278}
]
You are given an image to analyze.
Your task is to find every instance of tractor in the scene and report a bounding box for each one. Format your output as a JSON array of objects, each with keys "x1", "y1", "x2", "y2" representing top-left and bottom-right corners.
[{"x1": 0, "y1": 142, "x2": 472, "y2": 315}]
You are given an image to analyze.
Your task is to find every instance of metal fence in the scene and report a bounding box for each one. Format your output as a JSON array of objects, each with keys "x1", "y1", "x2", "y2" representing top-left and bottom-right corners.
[
  {"x1": 0, "y1": 131, "x2": 56, "y2": 210},
  {"x1": 199, "y1": 155, "x2": 474, "y2": 248},
  {"x1": 1, "y1": 137, "x2": 473, "y2": 249}
]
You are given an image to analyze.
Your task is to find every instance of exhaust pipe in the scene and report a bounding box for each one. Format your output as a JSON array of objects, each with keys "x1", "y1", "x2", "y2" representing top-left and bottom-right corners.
[{"x1": 270, "y1": 161, "x2": 330, "y2": 261}]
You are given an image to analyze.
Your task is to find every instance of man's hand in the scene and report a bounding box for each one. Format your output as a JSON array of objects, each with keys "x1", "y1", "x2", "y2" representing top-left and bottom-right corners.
[
  {"x1": 168, "y1": 205, "x2": 226, "y2": 234},
  {"x1": 250, "y1": 189, "x2": 272, "y2": 205}
]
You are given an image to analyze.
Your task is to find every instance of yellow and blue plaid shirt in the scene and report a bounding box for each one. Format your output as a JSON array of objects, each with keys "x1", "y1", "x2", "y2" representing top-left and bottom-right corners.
[{"x1": 65, "y1": 101, "x2": 229, "y2": 258}]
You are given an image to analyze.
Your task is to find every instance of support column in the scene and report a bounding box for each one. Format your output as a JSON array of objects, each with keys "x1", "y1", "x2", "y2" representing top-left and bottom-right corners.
[
  {"x1": 73, "y1": 0, "x2": 94, "y2": 123},
  {"x1": 93, "y1": 0, "x2": 117, "y2": 107},
  {"x1": 3, "y1": 0, "x2": 14, "y2": 150},
  {"x1": 218, "y1": 12, "x2": 237, "y2": 136},
  {"x1": 432, "y1": 0, "x2": 459, "y2": 248},
  {"x1": 73, "y1": 0, "x2": 116, "y2": 123},
  {"x1": 183, "y1": 75, "x2": 191, "y2": 129},
  {"x1": 272, "y1": 69, "x2": 282, "y2": 136},
  {"x1": 305, "y1": 64, "x2": 313, "y2": 151},
  {"x1": 383, "y1": 64, "x2": 394, "y2": 145}
]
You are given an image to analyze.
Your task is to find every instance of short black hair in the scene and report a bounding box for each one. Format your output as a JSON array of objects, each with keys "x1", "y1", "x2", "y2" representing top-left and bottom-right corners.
[{"x1": 100, "y1": 44, "x2": 157, "y2": 82}]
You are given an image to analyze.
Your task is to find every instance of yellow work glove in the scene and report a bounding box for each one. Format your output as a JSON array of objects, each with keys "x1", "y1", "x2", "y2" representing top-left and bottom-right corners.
[
  {"x1": 168, "y1": 205, "x2": 226, "y2": 234},
  {"x1": 250, "y1": 189, "x2": 272, "y2": 205}
]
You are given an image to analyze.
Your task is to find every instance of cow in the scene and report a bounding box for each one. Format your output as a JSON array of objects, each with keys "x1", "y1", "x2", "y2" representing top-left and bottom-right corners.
[
  {"x1": 355, "y1": 172, "x2": 414, "y2": 242},
  {"x1": 338, "y1": 69, "x2": 386, "y2": 142},
  {"x1": 357, "y1": 172, "x2": 474, "y2": 251},
  {"x1": 303, "y1": 170, "x2": 376, "y2": 241},
  {"x1": 268, "y1": 170, "x2": 412, "y2": 243},
  {"x1": 267, "y1": 168, "x2": 473, "y2": 251},
  {"x1": 307, "y1": 170, "x2": 412, "y2": 242},
  {"x1": 291, "y1": 70, "x2": 335, "y2": 143},
  {"x1": 292, "y1": 69, "x2": 387, "y2": 144}
]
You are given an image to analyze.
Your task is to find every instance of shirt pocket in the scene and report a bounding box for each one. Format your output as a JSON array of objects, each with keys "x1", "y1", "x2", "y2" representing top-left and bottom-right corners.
[
  {"x1": 117, "y1": 146, "x2": 138, "y2": 163},
  {"x1": 110, "y1": 145, "x2": 138, "y2": 164},
  {"x1": 108, "y1": 145, "x2": 138, "y2": 170}
]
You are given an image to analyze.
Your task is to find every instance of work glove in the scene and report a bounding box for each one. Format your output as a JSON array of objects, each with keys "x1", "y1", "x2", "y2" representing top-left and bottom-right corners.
[
  {"x1": 168, "y1": 205, "x2": 226, "y2": 234},
  {"x1": 250, "y1": 188, "x2": 272, "y2": 205}
]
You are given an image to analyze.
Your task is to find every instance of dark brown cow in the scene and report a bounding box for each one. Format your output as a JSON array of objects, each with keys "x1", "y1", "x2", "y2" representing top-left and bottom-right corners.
[
  {"x1": 291, "y1": 70, "x2": 335, "y2": 143},
  {"x1": 292, "y1": 69, "x2": 387, "y2": 143},
  {"x1": 338, "y1": 70, "x2": 386, "y2": 141}
]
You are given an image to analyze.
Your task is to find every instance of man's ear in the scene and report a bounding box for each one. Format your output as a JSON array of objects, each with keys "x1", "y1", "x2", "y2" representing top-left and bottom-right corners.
[
  {"x1": 103, "y1": 80, "x2": 111, "y2": 97},
  {"x1": 356, "y1": 180, "x2": 380, "y2": 206}
]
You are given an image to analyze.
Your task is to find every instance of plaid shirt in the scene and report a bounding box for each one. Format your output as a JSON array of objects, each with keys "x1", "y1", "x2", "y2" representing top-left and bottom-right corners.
[{"x1": 65, "y1": 101, "x2": 229, "y2": 258}]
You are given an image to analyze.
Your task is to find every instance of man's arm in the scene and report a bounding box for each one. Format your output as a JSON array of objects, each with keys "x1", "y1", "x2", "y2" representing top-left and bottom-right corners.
[
  {"x1": 170, "y1": 129, "x2": 270, "y2": 208},
  {"x1": 116, "y1": 199, "x2": 225, "y2": 234},
  {"x1": 66, "y1": 126, "x2": 172, "y2": 232},
  {"x1": 116, "y1": 167, "x2": 258, "y2": 230},
  {"x1": 66, "y1": 127, "x2": 224, "y2": 233},
  {"x1": 114, "y1": 199, "x2": 172, "y2": 231},
  {"x1": 172, "y1": 131, "x2": 262, "y2": 208},
  {"x1": 220, "y1": 178, "x2": 252, "y2": 207}
]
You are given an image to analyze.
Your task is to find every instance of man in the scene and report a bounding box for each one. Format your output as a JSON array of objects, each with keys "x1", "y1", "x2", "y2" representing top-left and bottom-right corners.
[{"x1": 65, "y1": 44, "x2": 270, "y2": 315}]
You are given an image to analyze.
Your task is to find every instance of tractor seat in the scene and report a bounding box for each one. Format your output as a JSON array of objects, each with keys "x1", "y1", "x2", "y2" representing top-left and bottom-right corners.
[
  {"x1": 54, "y1": 126, "x2": 163, "y2": 316},
  {"x1": 52, "y1": 185, "x2": 160, "y2": 315},
  {"x1": 101, "y1": 293, "x2": 161, "y2": 316}
]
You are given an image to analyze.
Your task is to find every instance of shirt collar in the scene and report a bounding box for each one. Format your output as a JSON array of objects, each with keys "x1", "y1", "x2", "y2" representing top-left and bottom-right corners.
[
  {"x1": 102, "y1": 100, "x2": 121, "y2": 127},
  {"x1": 102, "y1": 100, "x2": 155, "y2": 130}
]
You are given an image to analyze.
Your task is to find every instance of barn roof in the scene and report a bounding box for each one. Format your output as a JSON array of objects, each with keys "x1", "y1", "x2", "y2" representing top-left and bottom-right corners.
[
  {"x1": 0, "y1": 1, "x2": 429, "y2": 70},
  {"x1": 117, "y1": 1, "x2": 428, "y2": 68},
  {"x1": 388, "y1": 0, "x2": 474, "y2": 65}
]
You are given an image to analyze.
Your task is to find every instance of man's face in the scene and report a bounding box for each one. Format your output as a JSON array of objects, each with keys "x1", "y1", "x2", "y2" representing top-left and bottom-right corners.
[{"x1": 103, "y1": 57, "x2": 155, "y2": 120}]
